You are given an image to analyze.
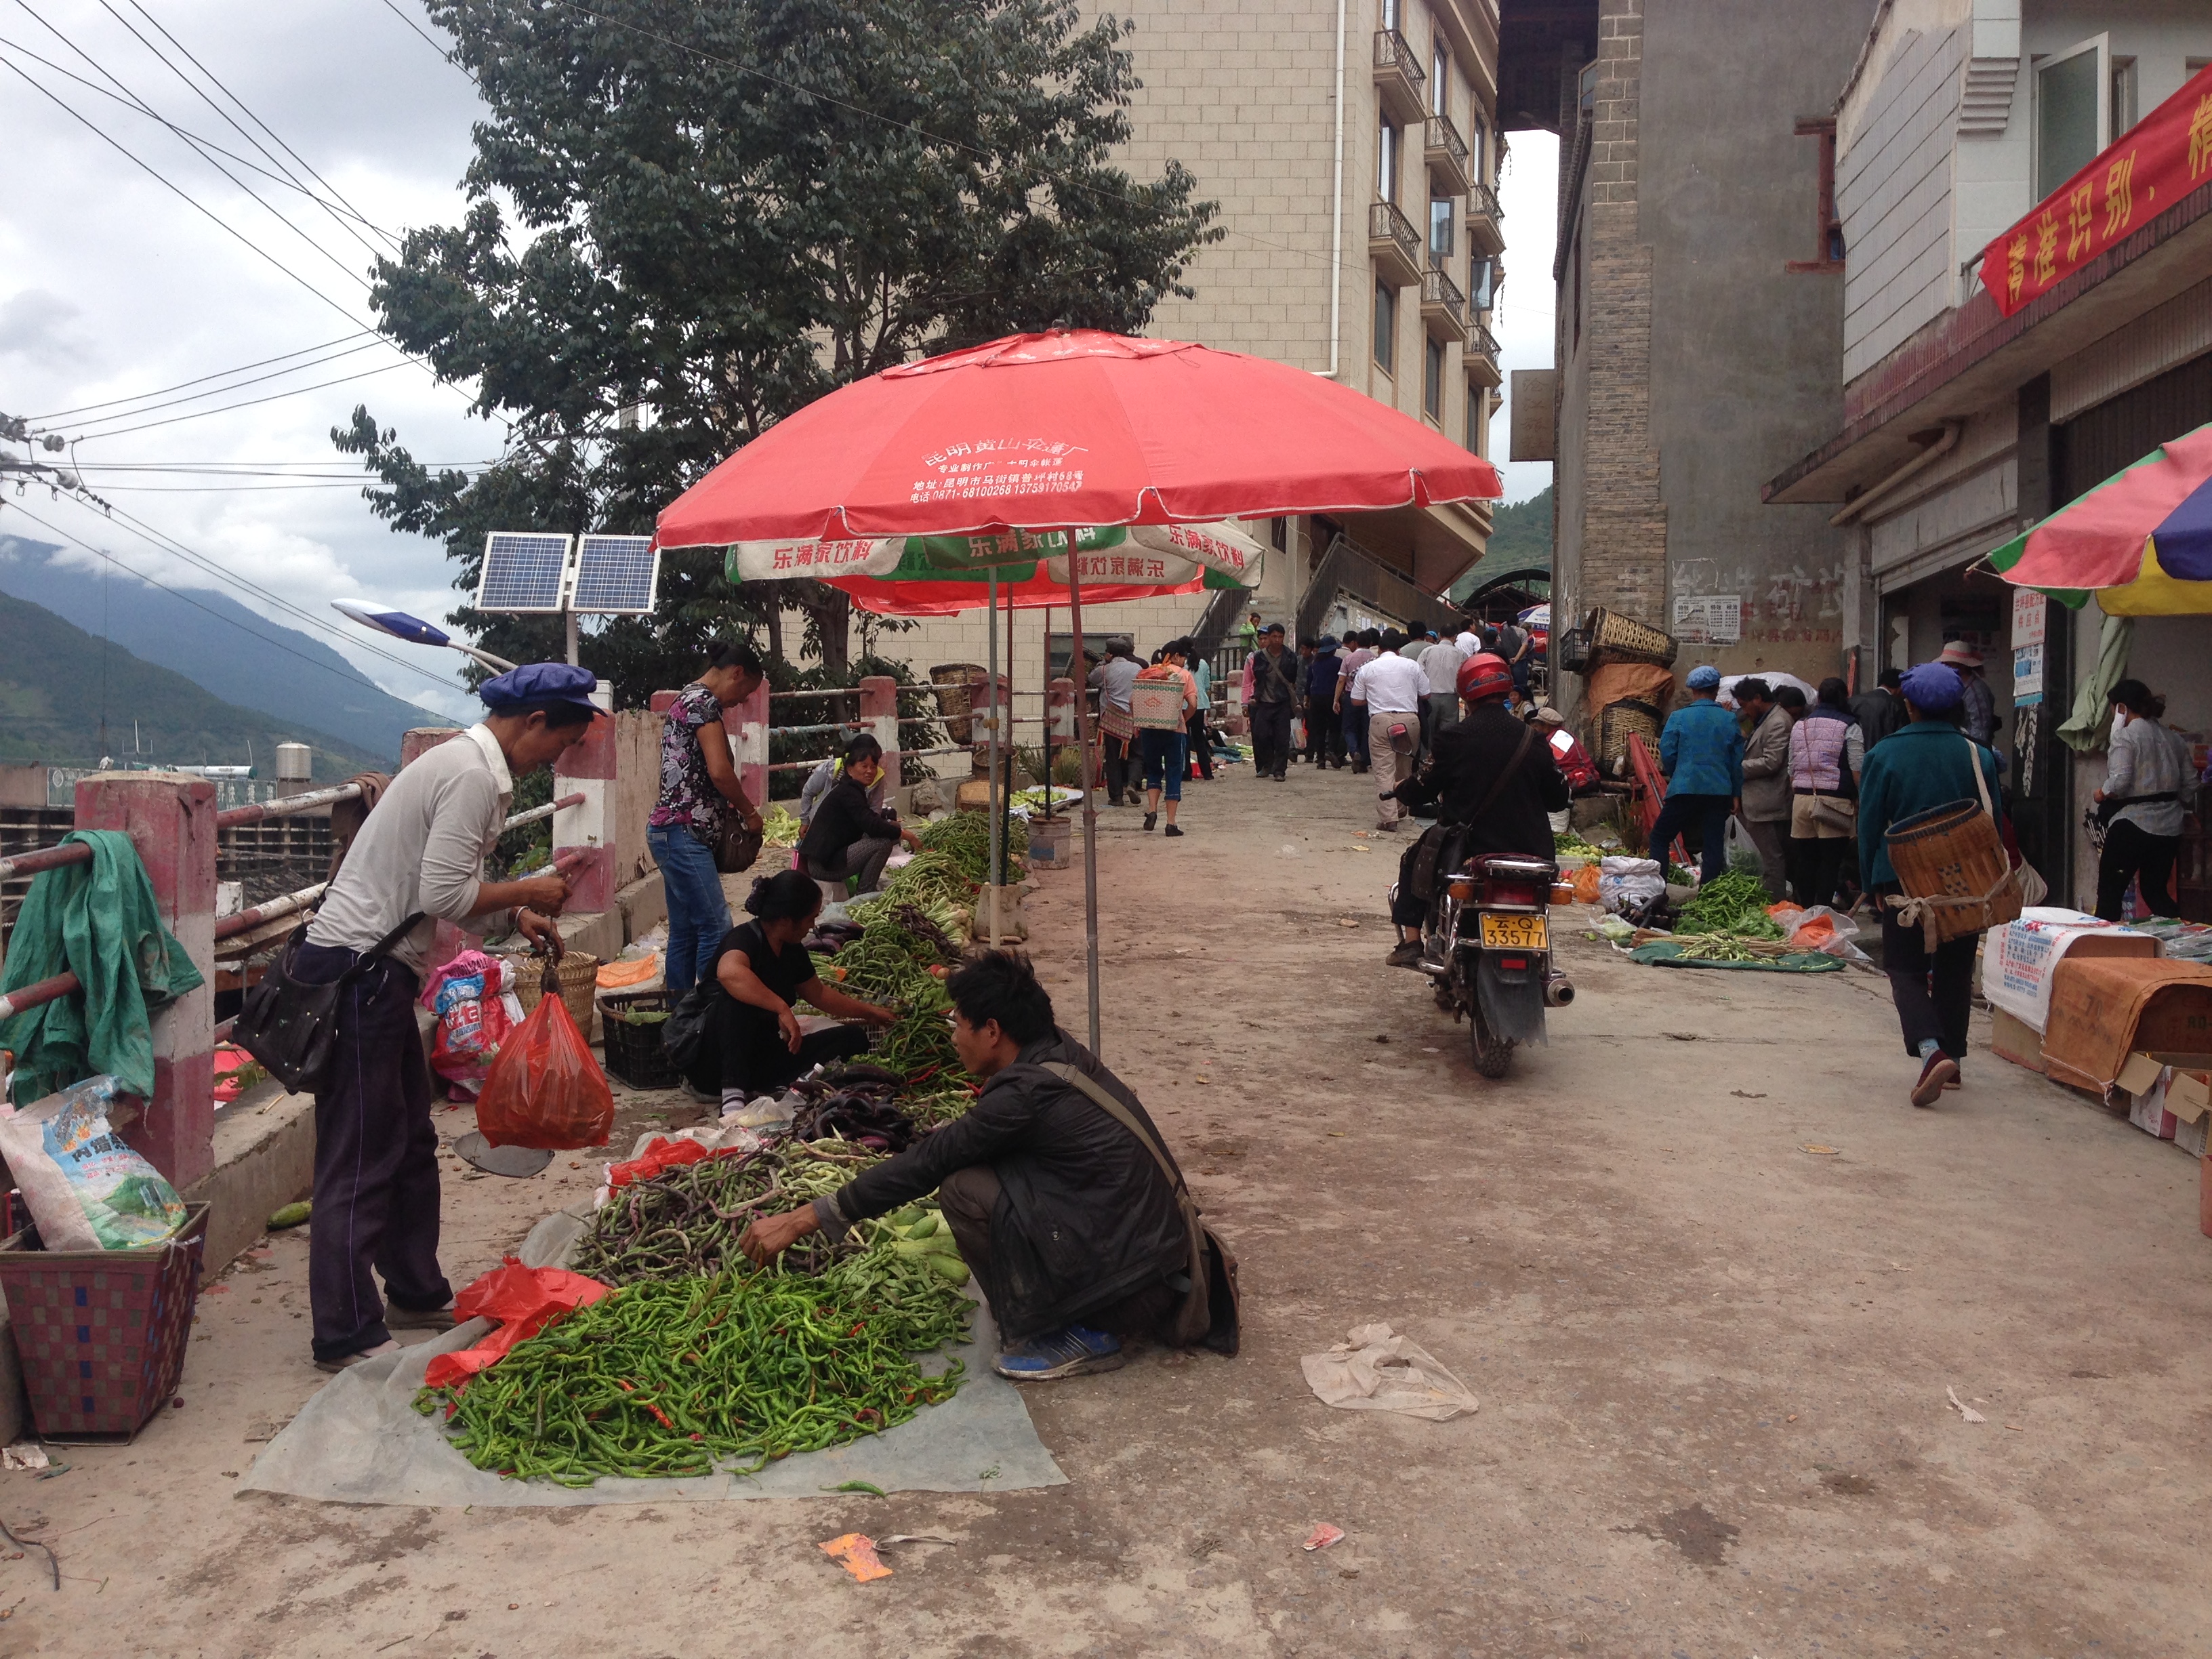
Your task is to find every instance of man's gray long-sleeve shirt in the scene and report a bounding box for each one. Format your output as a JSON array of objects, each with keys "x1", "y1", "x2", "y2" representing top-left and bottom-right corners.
[{"x1": 306, "y1": 724, "x2": 514, "y2": 975}]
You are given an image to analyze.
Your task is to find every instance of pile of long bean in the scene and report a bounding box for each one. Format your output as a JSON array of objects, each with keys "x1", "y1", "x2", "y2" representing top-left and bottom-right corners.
[
  {"x1": 570, "y1": 1142, "x2": 876, "y2": 1284},
  {"x1": 825, "y1": 928, "x2": 942, "y2": 1005},
  {"x1": 916, "y1": 813, "x2": 1027, "y2": 884},
  {"x1": 418, "y1": 1266, "x2": 969, "y2": 1486},
  {"x1": 881, "y1": 848, "x2": 977, "y2": 910}
]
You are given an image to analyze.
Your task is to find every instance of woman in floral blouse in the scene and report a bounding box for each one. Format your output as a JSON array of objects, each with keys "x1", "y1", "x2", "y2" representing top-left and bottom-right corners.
[{"x1": 647, "y1": 640, "x2": 767, "y2": 998}]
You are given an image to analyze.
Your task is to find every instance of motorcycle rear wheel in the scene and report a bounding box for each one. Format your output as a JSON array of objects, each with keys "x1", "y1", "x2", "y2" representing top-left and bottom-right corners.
[{"x1": 1469, "y1": 1004, "x2": 1515, "y2": 1078}]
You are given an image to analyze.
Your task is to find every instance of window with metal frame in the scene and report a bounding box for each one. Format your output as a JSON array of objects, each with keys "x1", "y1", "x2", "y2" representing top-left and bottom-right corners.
[
  {"x1": 1423, "y1": 336, "x2": 1444, "y2": 422},
  {"x1": 1431, "y1": 40, "x2": 1448, "y2": 116},
  {"x1": 2034, "y1": 35, "x2": 2108, "y2": 203},
  {"x1": 1373, "y1": 279, "x2": 1397, "y2": 374},
  {"x1": 1430, "y1": 196, "x2": 1456, "y2": 261},
  {"x1": 1378, "y1": 115, "x2": 1400, "y2": 203}
]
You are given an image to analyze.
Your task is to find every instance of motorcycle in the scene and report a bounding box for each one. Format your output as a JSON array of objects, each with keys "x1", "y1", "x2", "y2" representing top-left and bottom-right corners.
[{"x1": 1418, "y1": 851, "x2": 1572, "y2": 1078}]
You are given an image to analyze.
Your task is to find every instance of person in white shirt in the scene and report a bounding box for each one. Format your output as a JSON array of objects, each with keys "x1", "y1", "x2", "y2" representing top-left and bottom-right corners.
[
  {"x1": 1349, "y1": 647, "x2": 1429, "y2": 830},
  {"x1": 1416, "y1": 635, "x2": 1468, "y2": 756},
  {"x1": 1454, "y1": 628, "x2": 1482, "y2": 655},
  {"x1": 2094, "y1": 678, "x2": 2190, "y2": 920}
]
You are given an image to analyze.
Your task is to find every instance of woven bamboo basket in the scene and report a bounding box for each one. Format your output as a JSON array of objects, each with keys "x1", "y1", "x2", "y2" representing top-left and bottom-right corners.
[
  {"x1": 1596, "y1": 698, "x2": 1662, "y2": 767},
  {"x1": 1884, "y1": 801, "x2": 2021, "y2": 945},
  {"x1": 1584, "y1": 607, "x2": 1679, "y2": 668},
  {"x1": 516, "y1": 951, "x2": 600, "y2": 1029}
]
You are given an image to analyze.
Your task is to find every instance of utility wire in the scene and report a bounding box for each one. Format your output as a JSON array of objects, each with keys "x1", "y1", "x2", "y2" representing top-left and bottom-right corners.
[
  {"x1": 378, "y1": 0, "x2": 477, "y2": 84},
  {"x1": 22, "y1": 329, "x2": 374, "y2": 422},
  {"x1": 58, "y1": 341, "x2": 392, "y2": 431},
  {"x1": 113, "y1": 0, "x2": 403, "y2": 255},
  {"x1": 52, "y1": 491, "x2": 474, "y2": 695},
  {"x1": 0, "y1": 33, "x2": 394, "y2": 252},
  {"x1": 0, "y1": 497, "x2": 461, "y2": 718},
  {"x1": 60, "y1": 361, "x2": 414, "y2": 442},
  {"x1": 1, "y1": 16, "x2": 384, "y2": 288}
]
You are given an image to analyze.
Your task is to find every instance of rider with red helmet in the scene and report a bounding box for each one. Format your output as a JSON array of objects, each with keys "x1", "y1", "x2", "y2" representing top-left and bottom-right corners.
[{"x1": 1383, "y1": 653, "x2": 1569, "y2": 967}]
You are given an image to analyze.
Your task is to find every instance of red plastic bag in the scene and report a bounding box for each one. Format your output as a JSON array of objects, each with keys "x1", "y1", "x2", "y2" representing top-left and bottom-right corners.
[
  {"x1": 474, "y1": 987, "x2": 614, "y2": 1151},
  {"x1": 606, "y1": 1136, "x2": 739, "y2": 1191},
  {"x1": 423, "y1": 1258, "x2": 610, "y2": 1391}
]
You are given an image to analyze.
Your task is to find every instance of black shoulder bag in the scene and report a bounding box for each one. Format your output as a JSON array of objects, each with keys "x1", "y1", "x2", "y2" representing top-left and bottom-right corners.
[{"x1": 232, "y1": 912, "x2": 423, "y2": 1095}]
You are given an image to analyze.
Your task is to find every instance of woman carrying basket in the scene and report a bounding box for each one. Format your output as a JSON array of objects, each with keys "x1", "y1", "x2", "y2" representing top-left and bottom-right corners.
[{"x1": 1856, "y1": 661, "x2": 2007, "y2": 1109}]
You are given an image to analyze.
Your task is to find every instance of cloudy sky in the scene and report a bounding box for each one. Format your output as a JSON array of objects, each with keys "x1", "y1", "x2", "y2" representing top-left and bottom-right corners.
[{"x1": 0, "y1": 1, "x2": 1556, "y2": 720}]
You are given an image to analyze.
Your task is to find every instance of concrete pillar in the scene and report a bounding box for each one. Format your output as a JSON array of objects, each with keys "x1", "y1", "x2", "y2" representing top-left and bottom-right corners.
[
  {"x1": 552, "y1": 706, "x2": 617, "y2": 916},
  {"x1": 400, "y1": 727, "x2": 462, "y2": 769},
  {"x1": 860, "y1": 676, "x2": 899, "y2": 785},
  {"x1": 74, "y1": 772, "x2": 216, "y2": 1188}
]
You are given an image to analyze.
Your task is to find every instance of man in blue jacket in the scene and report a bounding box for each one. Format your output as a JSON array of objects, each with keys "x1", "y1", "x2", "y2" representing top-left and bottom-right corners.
[
  {"x1": 1648, "y1": 665, "x2": 1744, "y2": 881},
  {"x1": 1858, "y1": 661, "x2": 2007, "y2": 1108}
]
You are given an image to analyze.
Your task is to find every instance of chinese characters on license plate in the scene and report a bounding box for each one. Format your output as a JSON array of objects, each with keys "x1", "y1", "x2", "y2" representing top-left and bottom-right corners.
[{"x1": 1479, "y1": 914, "x2": 1548, "y2": 950}]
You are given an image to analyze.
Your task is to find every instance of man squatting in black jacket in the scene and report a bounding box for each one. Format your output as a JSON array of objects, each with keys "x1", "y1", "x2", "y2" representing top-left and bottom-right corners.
[{"x1": 740, "y1": 951, "x2": 1192, "y2": 1380}]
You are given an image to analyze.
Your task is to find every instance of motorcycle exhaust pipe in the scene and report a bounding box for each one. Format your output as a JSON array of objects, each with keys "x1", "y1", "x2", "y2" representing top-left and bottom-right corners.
[{"x1": 1544, "y1": 972, "x2": 1576, "y2": 1008}]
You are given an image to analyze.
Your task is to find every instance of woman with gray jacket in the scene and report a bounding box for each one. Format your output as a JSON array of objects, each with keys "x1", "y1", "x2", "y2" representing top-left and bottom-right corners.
[{"x1": 2094, "y1": 679, "x2": 2190, "y2": 920}]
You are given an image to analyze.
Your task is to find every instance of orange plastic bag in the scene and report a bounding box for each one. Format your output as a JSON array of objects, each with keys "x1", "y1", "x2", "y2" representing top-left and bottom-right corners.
[
  {"x1": 474, "y1": 986, "x2": 615, "y2": 1151},
  {"x1": 423, "y1": 1259, "x2": 610, "y2": 1391},
  {"x1": 1571, "y1": 864, "x2": 1603, "y2": 904}
]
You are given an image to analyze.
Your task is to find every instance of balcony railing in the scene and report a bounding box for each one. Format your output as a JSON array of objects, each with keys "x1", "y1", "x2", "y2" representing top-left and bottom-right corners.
[
  {"x1": 1465, "y1": 321, "x2": 1502, "y2": 387},
  {"x1": 1423, "y1": 112, "x2": 1471, "y2": 195},
  {"x1": 1368, "y1": 199, "x2": 1424, "y2": 289},
  {"x1": 1420, "y1": 262, "x2": 1469, "y2": 343},
  {"x1": 1372, "y1": 30, "x2": 1426, "y2": 123},
  {"x1": 1466, "y1": 182, "x2": 1504, "y2": 255}
]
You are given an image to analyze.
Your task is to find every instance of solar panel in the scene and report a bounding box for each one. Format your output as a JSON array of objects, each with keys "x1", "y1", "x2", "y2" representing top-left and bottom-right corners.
[
  {"x1": 571, "y1": 535, "x2": 659, "y2": 614},
  {"x1": 475, "y1": 533, "x2": 572, "y2": 613}
]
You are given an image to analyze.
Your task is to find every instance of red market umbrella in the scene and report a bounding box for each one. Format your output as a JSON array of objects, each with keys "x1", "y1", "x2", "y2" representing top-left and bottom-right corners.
[
  {"x1": 656, "y1": 329, "x2": 1504, "y2": 1047},
  {"x1": 656, "y1": 329, "x2": 1501, "y2": 546}
]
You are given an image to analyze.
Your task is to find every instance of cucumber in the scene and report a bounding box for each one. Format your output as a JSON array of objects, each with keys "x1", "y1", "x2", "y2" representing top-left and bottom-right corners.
[
  {"x1": 926, "y1": 1253, "x2": 970, "y2": 1284},
  {"x1": 268, "y1": 1200, "x2": 312, "y2": 1230},
  {"x1": 904, "y1": 1213, "x2": 939, "y2": 1240}
]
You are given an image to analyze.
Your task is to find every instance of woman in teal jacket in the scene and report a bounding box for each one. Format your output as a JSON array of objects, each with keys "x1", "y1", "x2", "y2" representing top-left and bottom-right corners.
[
  {"x1": 1856, "y1": 661, "x2": 2006, "y2": 1109},
  {"x1": 1649, "y1": 665, "x2": 1745, "y2": 881}
]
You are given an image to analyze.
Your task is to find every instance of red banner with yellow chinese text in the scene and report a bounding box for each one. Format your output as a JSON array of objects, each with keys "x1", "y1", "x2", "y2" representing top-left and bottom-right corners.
[{"x1": 1978, "y1": 63, "x2": 2212, "y2": 318}]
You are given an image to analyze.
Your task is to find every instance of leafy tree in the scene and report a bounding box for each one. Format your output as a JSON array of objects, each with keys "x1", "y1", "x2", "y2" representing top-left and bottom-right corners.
[{"x1": 339, "y1": 0, "x2": 1219, "y2": 700}]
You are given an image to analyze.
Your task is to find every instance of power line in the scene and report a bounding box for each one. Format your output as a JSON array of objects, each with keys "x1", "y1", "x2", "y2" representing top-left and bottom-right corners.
[
  {"x1": 0, "y1": 33, "x2": 394, "y2": 253},
  {"x1": 57, "y1": 341, "x2": 393, "y2": 431},
  {"x1": 22, "y1": 329, "x2": 373, "y2": 422},
  {"x1": 114, "y1": 0, "x2": 404, "y2": 255},
  {"x1": 3, "y1": 14, "x2": 384, "y2": 289},
  {"x1": 54, "y1": 491, "x2": 475, "y2": 696},
  {"x1": 0, "y1": 496, "x2": 460, "y2": 722},
  {"x1": 378, "y1": 0, "x2": 477, "y2": 84},
  {"x1": 56, "y1": 361, "x2": 417, "y2": 442}
]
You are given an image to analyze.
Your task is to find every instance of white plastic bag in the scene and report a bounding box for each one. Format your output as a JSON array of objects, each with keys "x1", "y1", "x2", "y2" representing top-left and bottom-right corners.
[
  {"x1": 1723, "y1": 815, "x2": 1763, "y2": 875},
  {"x1": 0, "y1": 1074, "x2": 186, "y2": 1250},
  {"x1": 1785, "y1": 905, "x2": 1871, "y2": 964}
]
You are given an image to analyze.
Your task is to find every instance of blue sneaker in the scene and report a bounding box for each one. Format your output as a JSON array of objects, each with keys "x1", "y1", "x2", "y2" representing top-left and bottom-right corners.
[{"x1": 992, "y1": 1324, "x2": 1125, "y2": 1381}]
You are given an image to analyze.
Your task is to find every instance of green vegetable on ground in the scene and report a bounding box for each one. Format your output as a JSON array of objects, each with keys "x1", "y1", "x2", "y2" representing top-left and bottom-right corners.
[
  {"x1": 1672, "y1": 869, "x2": 1784, "y2": 939},
  {"x1": 417, "y1": 1267, "x2": 970, "y2": 1486},
  {"x1": 269, "y1": 1200, "x2": 311, "y2": 1230}
]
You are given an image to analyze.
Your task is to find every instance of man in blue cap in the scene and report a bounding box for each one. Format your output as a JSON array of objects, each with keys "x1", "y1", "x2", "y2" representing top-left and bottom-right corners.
[
  {"x1": 1858, "y1": 660, "x2": 2007, "y2": 1108},
  {"x1": 298, "y1": 661, "x2": 598, "y2": 1370},
  {"x1": 1647, "y1": 663, "x2": 1744, "y2": 882}
]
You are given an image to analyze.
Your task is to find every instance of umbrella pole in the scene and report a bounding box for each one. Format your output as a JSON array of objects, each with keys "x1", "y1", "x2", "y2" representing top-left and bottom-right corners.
[
  {"x1": 987, "y1": 568, "x2": 1004, "y2": 949},
  {"x1": 1064, "y1": 542, "x2": 1103, "y2": 1055}
]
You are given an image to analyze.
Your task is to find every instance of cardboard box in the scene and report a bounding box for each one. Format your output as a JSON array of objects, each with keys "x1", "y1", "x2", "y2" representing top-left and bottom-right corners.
[
  {"x1": 2137, "y1": 983, "x2": 2212, "y2": 1069},
  {"x1": 1991, "y1": 1006, "x2": 2046, "y2": 1072},
  {"x1": 2169, "y1": 1069, "x2": 2211, "y2": 1123},
  {"x1": 2180, "y1": 1113, "x2": 2210, "y2": 1159},
  {"x1": 2127, "y1": 1064, "x2": 2177, "y2": 1139}
]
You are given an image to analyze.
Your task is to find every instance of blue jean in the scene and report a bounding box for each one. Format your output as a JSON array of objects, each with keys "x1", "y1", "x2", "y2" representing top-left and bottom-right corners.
[
  {"x1": 1342, "y1": 701, "x2": 1370, "y2": 764},
  {"x1": 1141, "y1": 729, "x2": 1187, "y2": 801},
  {"x1": 649, "y1": 822, "x2": 731, "y2": 997}
]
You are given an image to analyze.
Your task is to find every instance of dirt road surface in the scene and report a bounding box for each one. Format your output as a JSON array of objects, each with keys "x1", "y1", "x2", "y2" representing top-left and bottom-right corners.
[{"x1": 3, "y1": 760, "x2": 2207, "y2": 1658}]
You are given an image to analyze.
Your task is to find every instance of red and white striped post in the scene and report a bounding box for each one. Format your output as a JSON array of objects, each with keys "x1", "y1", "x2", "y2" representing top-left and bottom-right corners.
[
  {"x1": 550, "y1": 690, "x2": 616, "y2": 916},
  {"x1": 399, "y1": 727, "x2": 462, "y2": 768},
  {"x1": 860, "y1": 675, "x2": 899, "y2": 787},
  {"x1": 1046, "y1": 676, "x2": 1078, "y2": 783},
  {"x1": 73, "y1": 773, "x2": 217, "y2": 1187}
]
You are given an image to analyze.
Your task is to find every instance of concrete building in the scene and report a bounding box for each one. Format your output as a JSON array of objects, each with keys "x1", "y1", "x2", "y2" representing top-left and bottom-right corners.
[
  {"x1": 1763, "y1": 1, "x2": 2212, "y2": 910},
  {"x1": 1502, "y1": 0, "x2": 1880, "y2": 712},
  {"x1": 840, "y1": 0, "x2": 1508, "y2": 708}
]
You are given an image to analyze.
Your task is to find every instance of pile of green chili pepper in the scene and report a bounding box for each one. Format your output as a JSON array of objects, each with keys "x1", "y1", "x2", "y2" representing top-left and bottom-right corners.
[
  {"x1": 417, "y1": 1266, "x2": 970, "y2": 1486},
  {"x1": 914, "y1": 813, "x2": 1027, "y2": 885},
  {"x1": 874, "y1": 1001, "x2": 962, "y2": 1084}
]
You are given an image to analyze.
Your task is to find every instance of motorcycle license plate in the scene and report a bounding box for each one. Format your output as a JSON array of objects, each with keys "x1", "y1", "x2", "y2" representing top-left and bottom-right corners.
[{"x1": 1479, "y1": 914, "x2": 1549, "y2": 951}]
